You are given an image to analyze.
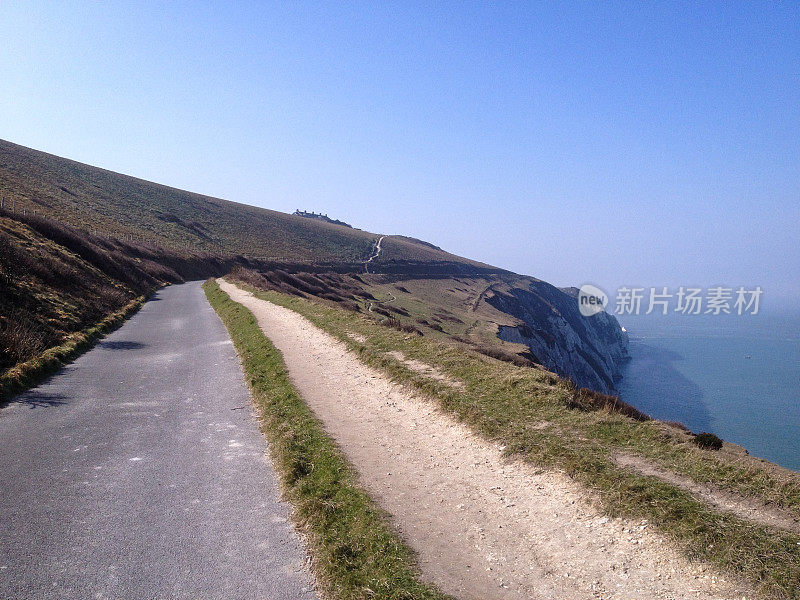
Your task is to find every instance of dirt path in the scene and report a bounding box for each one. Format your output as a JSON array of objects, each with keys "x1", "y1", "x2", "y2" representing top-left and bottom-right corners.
[
  {"x1": 385, "y1": 350, "x2": 466, "y2": 391},
  {"x1": 218, "y1": 279, "x2": 751, "y2": 600},
  {"x1": 615, "y1": 453, "x2": 800, "y2": 534},
  {"x1": 364, "y1": 235, "x2": 385, "y2": 273}
]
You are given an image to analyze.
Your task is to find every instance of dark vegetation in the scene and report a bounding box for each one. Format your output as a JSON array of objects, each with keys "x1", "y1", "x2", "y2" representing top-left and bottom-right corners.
[
  {"x1": 0, "y1": 210, "x2": 229, "y2": 376},
  {"x1": 381, "y1": 317, "x2": 423, "y2": 336},
  {"x1": 694, "y1": 432, "x2": 724, "y2": 450},
  {"x1": 227, "y1": 265, "x2": 368, "y2": 311},
  {"x1": 566, "y1": 386, "x2": 651, "y2": 422},
  {"x1": 474, "y1": 343, "x2": 537, "y2": 368}
]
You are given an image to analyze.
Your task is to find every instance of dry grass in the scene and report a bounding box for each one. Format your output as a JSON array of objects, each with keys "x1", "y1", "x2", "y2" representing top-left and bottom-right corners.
[{"x1": 0, "y1": 212, "x2": 228, "y2": 379}]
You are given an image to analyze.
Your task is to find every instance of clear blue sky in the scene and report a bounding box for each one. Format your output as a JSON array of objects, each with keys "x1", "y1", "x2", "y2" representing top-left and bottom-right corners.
[{"x1": 1, "y1": 2, "x2": 798, "y2": 303}]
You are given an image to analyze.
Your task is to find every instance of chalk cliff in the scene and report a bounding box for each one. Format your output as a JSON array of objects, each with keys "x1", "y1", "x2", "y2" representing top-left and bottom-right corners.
[{"x1": 486, "y1": 281, "x2": 629, "y2": 394}]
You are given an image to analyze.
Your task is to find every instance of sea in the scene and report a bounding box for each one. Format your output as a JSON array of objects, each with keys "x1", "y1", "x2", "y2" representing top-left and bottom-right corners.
[{"x1": 615, "y1": 308, "x2": 800, "y2": 472}]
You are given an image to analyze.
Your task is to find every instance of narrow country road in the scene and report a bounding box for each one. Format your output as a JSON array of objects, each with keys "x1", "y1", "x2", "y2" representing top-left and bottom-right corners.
[{"x1": 0, "y1": 282, "x2": 316, "y2": 600}]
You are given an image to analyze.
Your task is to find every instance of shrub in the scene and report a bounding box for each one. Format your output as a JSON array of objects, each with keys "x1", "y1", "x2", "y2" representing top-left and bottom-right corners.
[
  {"x1": 338, "y1": 300, "x2": 360, "y2": 312},
  {"x1": 475, "y1": 344, "x2": 535, "y2": 368},
  {"x1": 386, "y1": 304, "x2": 410, "y2": 317},
  {"x1": 693, "y1": 432, "x2": 723, "y2": 450},
  {"x1": 566, "y1": 387, "x2": 651, "y2": 422},
  {"x1": 434, "y1": 312, "x2": 464, "y2": 324}
]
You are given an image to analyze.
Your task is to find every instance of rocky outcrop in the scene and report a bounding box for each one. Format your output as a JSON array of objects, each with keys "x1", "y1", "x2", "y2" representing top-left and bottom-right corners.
[{"x1": 486, "y1": 281, "x2": 629, "y2": 394}]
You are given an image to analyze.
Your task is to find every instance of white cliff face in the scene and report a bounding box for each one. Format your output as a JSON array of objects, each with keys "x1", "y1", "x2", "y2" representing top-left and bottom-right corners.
[{"x1": 488, "y1": 282, "x2": 629, "y2": 394}]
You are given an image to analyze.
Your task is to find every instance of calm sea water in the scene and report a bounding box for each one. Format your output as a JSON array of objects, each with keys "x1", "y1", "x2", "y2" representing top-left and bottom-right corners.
[{"x1": 615, "y1": 309, "x2": 800, "y2": 471}]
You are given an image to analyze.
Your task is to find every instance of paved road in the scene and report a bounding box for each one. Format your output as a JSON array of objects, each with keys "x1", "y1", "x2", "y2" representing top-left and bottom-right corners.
[{"x1": 0, "y1": 282, "x2": 317, "y2": 600}]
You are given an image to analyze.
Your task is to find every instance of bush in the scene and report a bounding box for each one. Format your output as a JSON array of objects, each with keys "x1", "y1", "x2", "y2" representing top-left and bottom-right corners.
[
  {"x1": 338, "y1": 300, "x2": 360, "y2": 312},
  {"x1": 566, "y1": 387, "x2": 651, "y2": 422},
  {"x1": 434, "y1": 312, "x2": 464, "y2": 324},
  {"x1": 475, "y1": 344, "x2": 535, "y2": 368},
  {"x1": 693, "y1": 432, "x2": 723, "y2": 450},
  {"x1": 386, "y1": 304, "x2": 410, "y2": 317}
]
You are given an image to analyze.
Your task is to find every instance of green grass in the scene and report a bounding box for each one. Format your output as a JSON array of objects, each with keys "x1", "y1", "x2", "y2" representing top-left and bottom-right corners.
[
  {"x1": 203, "y1": 279, "x2": 451, "y2": 600},
  {"x1": 229, "y1": 278, "x2": 800, "y2": 600},
  {"x1": 0, "y1": 292, "x2": 147, "y2": 404}
]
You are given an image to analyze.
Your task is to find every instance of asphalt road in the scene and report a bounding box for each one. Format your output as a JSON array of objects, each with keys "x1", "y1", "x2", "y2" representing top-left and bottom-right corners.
[{"x1": 0, "y1": 281, "x2": 317, "y2": 600}]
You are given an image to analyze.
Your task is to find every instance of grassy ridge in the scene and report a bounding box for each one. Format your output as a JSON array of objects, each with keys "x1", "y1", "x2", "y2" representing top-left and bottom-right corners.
[
  {"x1": 0, "y1": 139, "x2": 488, "y2": 269},
  {"x1": 203, "y1": 280, "x2": 450, "y2": 600},
  {"x1": 0, "y1": 292, "x2": 147, "y2": 404},
  {"x1": 229, "y1": 278, "x2": 800, "y2": 600}
]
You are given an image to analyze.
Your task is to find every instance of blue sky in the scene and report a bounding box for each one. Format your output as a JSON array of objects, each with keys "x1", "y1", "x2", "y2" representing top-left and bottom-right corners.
[{"x1": 1, "y1": 2, "x2": 798, "y2": 303}]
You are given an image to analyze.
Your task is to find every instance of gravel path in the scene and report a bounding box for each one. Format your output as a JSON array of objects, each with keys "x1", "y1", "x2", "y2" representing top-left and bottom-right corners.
[
  {"x1": 0, "y1": 281, "x2": 317, "y2": 600},
  {"x1": 219, "y1": 279, "x2": 752, "y2": 600}
]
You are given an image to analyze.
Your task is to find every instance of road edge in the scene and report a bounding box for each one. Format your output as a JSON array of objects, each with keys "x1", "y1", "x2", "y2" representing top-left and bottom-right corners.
[{"x1": 0, "y1": 290, "x2": 153, "y2": 406}]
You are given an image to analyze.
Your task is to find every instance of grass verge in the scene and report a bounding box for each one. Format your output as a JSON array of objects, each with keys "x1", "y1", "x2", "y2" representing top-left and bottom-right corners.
[
  {"x1": 203, "y1": 279, "x2": 450, "y2": 600},
  {"x1": 0, "y1": 292, "x2": 149, "y2": 405},
  {"x1": 228, "y1": 277, "x2": 800, "y2": 600}
]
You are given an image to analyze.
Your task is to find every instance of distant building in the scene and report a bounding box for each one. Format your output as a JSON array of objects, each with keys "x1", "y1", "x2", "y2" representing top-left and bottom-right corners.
[{"x1": 293, "y1": 210, "x2": 353, "y2": 229}]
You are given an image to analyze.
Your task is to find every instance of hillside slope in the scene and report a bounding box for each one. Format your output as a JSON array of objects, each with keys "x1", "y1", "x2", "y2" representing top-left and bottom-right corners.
[
  {"x1": 0, "y1": 139, "x2": 492, "y2": 271},
  {"x1": 0, "y1": 211, "x2": 229, "y2": 377},
  {"x1": 0, "y1": 139, "x2": 628, "y2": 395}
]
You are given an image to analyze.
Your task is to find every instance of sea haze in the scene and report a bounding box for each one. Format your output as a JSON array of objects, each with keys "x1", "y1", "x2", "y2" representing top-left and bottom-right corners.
[{"x1": 615, "y1": 308, "x2": 800, "y2": 471}]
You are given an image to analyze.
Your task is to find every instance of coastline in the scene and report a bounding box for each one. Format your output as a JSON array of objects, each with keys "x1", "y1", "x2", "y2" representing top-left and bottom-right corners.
[{"x1": 617, "y1": 312, "x2": 800, "y2": 472}]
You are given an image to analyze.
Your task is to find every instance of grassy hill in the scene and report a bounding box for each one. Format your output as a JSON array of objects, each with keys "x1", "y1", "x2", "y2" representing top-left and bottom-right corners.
[
  {"x1": 0, "y1": 138, "x2": 623, "y2": 404},
  {"x1": 0, "y1": 138, "x2": 497, "y2": 390},
  {"x1": 0, "y1": 139, "x2": 493, "y2": 270}
]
